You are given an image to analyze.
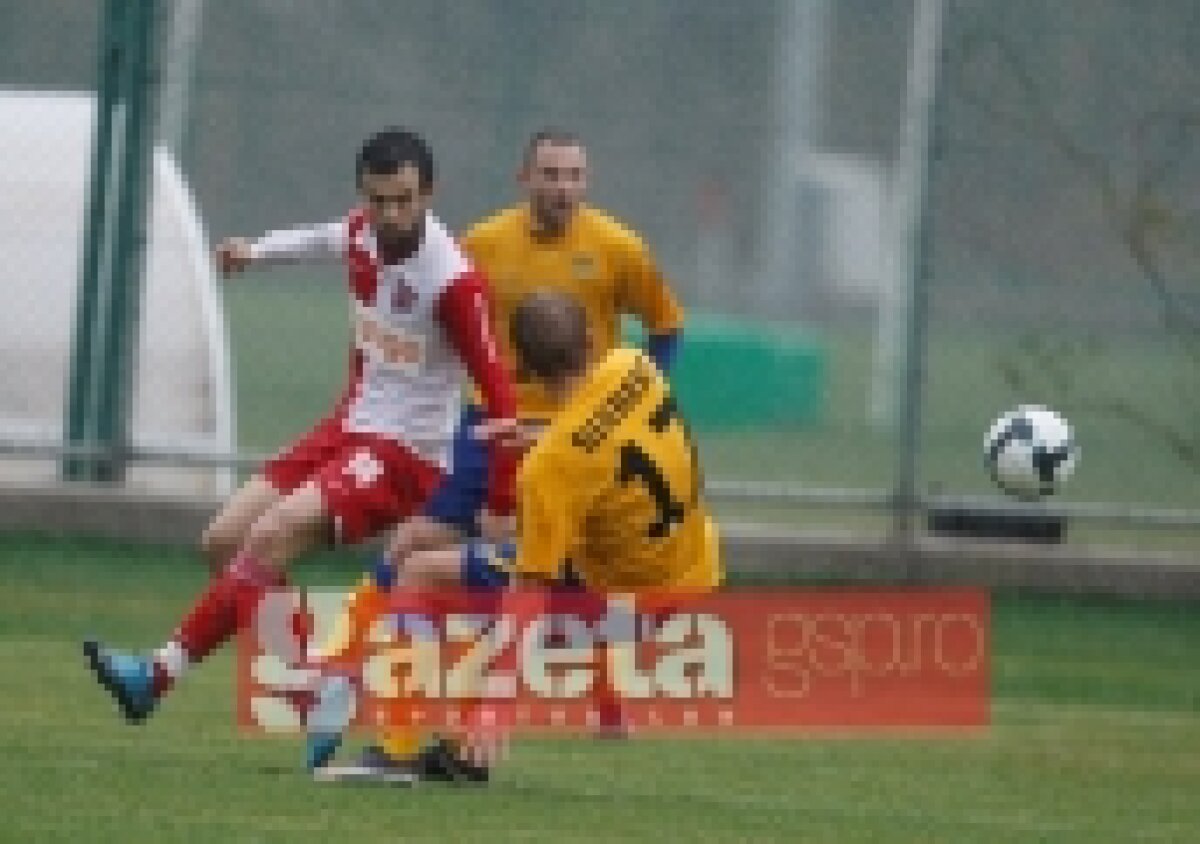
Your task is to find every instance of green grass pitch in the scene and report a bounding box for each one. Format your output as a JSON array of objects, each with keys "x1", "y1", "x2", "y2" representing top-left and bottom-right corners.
[{"x1": 1, "y1": 531, "x2": 1197, "y2": 842}]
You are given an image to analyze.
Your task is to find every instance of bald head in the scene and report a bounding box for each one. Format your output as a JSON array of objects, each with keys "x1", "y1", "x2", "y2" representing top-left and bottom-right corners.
[{"x1": 510, "y1": 290, "x2": 590, "y2": 385}]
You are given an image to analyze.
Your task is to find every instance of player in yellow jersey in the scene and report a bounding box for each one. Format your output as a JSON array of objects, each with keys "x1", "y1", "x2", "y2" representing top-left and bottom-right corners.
[
  {"x1": 421, "y1": 290, "x2": 719, "y2": 780},
  {"x1": 461, "y1": 127, "x2": 684, "y2": 420},
  {"x1": 305, "y1": 130, "x2": 686, "y2": 773},
  {"x1": 311, "y1": 291, "x2": 719, "y2": 783},
  {"x1": 398, "y1": 127, "x2": 685, "y2": 557}
]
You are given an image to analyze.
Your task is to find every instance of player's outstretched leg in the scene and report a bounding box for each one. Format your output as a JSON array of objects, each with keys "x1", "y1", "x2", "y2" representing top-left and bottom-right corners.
[
  {"x1": 81, "y1": 550, "x2": 284, "y2": 723},
  {"x1": 82, "y1": 485, "x2": 323, "y2": 723}
]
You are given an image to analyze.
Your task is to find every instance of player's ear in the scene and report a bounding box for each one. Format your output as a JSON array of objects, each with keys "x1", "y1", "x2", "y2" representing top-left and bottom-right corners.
[{"x1": 516, "y1": 165, "x2": 529, "y2": 189}]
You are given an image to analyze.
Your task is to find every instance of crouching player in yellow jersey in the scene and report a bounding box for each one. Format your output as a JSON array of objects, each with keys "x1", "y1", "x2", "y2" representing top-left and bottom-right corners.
[
  {"x1": 501, "y1": 292, "x2": 719, "y2": 594},
  {"x1": 308, "y1": 291, "x2": 719, "y2": 783},
  {"x1": 305, "y1": 129, "x2": 686, "y2": 773}
]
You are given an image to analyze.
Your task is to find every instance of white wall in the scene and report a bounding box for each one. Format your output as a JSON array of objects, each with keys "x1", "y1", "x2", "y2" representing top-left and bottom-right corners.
[{"x1": 0, "y1": 90, "x2": 234, "y2": 495}]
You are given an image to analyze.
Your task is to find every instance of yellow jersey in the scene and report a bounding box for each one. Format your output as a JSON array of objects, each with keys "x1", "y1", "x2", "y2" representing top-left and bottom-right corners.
[
  {"x1": 513, "y1": 347, "x2": 720, "y2": 592},
  {"x1": 462, "y1": 204, "x2": 684, "y2": 417}
]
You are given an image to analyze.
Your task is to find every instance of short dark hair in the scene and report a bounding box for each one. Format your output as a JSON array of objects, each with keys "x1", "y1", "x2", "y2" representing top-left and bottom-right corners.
[
  {"x1": 522, "y1": 127, "x2": 583, "y2": 168},
  {"x1": 510, "y1": 289, "x2": 590, "y2": 382},
  {"x1": 357, "y1": 128, "x2": 435, "y2": 189}
]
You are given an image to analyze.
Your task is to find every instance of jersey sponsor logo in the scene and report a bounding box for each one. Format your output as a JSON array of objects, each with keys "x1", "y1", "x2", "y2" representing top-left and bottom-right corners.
[
  {"x1": 355, "y1": 308, "x2": 425, "y2": 372},
  {"x1": 239, "y1": 588, "x2": 989, "y2": 733},
  {"x1": 571, "y1": 253, "x2": 597, "y2": 280}
]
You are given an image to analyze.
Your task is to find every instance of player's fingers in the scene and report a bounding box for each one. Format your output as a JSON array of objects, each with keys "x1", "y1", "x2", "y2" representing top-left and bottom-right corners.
[
  {"x1": 216, "y1": 248, "x2": 238, "y2": 277},
  {"x1": 465, "y1": 729, "x2": 507, "y2": 769},
  {"x1": 472, "y1": 418, "x2": 543, "y2": 449},
  {"x1": 462, "y1": 731, "x2": 486, "y2": 768},
  {"x1": 470, "y1": 418, "x2": 519, "y2": 440},
  {"x1": 493, "y1": 731, "x2": 510, "y2": 765},
  {"x1": 216, "y1": 239, "x2": 250, "y2": 277},
  {"x1": 462, "y1": 704, "x2": 510, "y2": 767}
]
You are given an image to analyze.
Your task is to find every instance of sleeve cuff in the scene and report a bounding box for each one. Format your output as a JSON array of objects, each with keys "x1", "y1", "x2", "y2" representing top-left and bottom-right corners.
[{"x1": 647, "y1": 330, "x2": 681, "y2": 373}]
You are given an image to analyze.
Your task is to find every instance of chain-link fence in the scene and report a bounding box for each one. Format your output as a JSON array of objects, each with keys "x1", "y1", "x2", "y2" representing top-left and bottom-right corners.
[
  {"x1": 923, "y1": 0, "x2": 1200, "y2": 547},
  {"x1": 1, "y1": 0, "x2": 1197, "y2": 549}
]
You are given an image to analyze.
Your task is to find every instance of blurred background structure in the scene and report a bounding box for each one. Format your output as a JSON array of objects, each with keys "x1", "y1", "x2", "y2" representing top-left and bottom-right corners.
[{"x1": 1, "y1": 0, "x2": 1198, "y2": 552}]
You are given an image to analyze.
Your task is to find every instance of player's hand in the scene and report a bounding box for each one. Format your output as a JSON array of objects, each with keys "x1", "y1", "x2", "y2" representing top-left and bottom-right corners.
[
  {"x1": 216, "y1": 237, "x2": 255, "y2": 277},
  {"x1": 461, "y1": 707, "x2": 510, "y2": 769},
  {"x1": 477, "y1": 508, "x2": 515, "y2": 543},
  {"x1": 472, "y1": 418, "x2": 545, "y2": 453}
]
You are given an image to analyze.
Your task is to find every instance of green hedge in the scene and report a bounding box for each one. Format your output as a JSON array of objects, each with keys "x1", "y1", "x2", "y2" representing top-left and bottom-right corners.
[{"x1": 626, "y1": 314, "x2": 826, "y2": 431}]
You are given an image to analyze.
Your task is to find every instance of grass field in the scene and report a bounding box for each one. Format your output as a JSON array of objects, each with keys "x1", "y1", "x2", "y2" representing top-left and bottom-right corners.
[{"x1": 2, "y1": 531, "x2": 1198, "y2": 842}]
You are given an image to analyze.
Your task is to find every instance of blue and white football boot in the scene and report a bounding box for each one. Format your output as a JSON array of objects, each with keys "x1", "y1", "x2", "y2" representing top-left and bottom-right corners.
[{"x1": 82, "y1": 640, "x2": 158, "y2": 723}]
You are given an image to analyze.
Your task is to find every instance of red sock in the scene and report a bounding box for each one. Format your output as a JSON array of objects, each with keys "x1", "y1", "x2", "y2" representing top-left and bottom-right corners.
[{"x1": 157, "y1": 552, "x2": 286, "y2": 694}]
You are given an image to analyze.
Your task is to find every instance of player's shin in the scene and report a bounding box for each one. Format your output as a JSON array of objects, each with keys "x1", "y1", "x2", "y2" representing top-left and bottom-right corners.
[
  {"x1": 155, "y1": 551, "x2": 287, "y2": 696},
  {"x1": 307, "y1": 571, "x2": 401, "y2": 769}
]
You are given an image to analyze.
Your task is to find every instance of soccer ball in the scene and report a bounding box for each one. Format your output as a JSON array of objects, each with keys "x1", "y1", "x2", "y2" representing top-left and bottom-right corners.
[{"x1": 983, "y1": 405, "x2": 1078, "y2": 500}]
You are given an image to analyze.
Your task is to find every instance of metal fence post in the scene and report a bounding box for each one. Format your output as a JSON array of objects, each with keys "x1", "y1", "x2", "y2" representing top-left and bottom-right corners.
[
  {"x1": 64, "y1": 0, "x2": 122, "y2": 481},
  {"x1": 64, "y1": 0, "x2": 166, "y2": 483},
  {"x1": 892, "y1": 0, "x2": 946, "y2": 541}
]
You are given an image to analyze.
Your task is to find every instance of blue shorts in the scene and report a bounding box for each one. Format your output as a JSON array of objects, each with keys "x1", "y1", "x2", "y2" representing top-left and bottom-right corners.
[
  {"x1": 462, "y1": 540, "x2": 519, "y2": 589},
  {"x1": 423, "y1": 405, "x2": 489, "y2": 535},
  {"x1": 369, "y1": 543, "x2": 583, "y2": 593},
  {"x1": 367, "y1": 545, "x2": 514, "y2": 591}
]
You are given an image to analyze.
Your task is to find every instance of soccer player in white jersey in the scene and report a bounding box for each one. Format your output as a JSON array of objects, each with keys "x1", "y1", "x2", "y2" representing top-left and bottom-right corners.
[{"x1": 83, "y1": 128, "x2": 519, "y2": 725}]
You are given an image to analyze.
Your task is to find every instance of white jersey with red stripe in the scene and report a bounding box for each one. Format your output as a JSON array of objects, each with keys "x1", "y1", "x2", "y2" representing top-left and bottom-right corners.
[{"x1": 249, "y1": 209, "x2": 475, "y2": 469}]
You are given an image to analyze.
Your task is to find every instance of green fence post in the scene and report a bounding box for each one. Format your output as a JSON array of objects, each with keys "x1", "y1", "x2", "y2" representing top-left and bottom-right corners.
[
  {"x1": 64, "y1": 0, "x2": 166, "y2": 483},
  {"x1": 96, "y1": 0, "x2": 165, "y2": 483},
  {"x1": 892, "y1": 0, "x2": 946, "y2": 541},
  {"x1": 64, "y1": 0, "x2": 124, "y2": 480}
]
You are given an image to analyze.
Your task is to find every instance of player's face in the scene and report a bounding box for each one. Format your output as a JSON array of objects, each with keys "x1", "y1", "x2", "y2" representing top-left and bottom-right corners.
[
  {"x1": 359, "y1": 165, "x2": 430, "y2": 244},
  {"x1": 520, "y1": 142, "x2": 587, "y2": 234}
]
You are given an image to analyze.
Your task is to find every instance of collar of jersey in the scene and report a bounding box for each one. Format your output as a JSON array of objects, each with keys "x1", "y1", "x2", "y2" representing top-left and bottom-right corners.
[{"x1": 521, "y1": 202, "x2": 583, "y2": 246}]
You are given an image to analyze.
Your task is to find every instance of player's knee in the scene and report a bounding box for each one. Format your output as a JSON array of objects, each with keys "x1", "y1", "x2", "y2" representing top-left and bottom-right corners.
[
  {"x1": 402, "y1": 547, "x2": 462, "y2": 587},
  {"x1": 244, "y1": 509, "x2": 294, "y2": 564},
  {"x1": 200, "y1": 520, "x2": 243, "y2": 571},
  {"x1": 388, "y1": 517, "x2": 457, "y2": 566},
  {"x1": 245, "y1": 485, "x2": 327, "y2": 565},
  {"x1": 386, "y1": 521, "x2": 421, "y2": 565}
]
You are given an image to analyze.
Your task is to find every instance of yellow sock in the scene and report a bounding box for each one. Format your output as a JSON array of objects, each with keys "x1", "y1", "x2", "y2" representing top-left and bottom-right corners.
[{"x1": 380, "y1": 726, "x2": 423, "y2": 760}]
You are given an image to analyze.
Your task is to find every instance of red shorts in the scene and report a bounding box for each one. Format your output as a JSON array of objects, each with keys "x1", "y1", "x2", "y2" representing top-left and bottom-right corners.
[{"x1": 262, "y1": 414, "x2": 444, "y2": 545}]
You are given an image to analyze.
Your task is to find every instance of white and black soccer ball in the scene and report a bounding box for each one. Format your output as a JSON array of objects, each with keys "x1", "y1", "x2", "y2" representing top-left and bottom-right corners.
[{"x1": 983, "y1": 405, "x2": 1078, "y2": 499}]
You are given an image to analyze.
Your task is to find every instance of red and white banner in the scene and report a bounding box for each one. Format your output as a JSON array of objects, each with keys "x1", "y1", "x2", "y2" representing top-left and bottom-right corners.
[{"x1": 238, "y1": 588, "x2": 989, "y2": 734}]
